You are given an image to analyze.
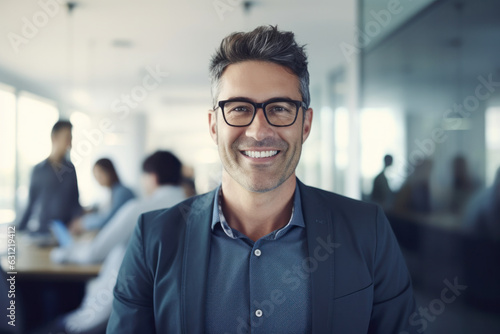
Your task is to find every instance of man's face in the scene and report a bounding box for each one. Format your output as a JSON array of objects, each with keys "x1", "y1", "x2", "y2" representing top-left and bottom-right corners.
[
  {"x1": 52, "y1": 128, "x2": 72, "y2": 156},
  {"x1": 209, "y1": 60, "x2": 313, "y2": 193},
  {"x1": 93, "y1": 165, "x2": 110, "y2": 187}
]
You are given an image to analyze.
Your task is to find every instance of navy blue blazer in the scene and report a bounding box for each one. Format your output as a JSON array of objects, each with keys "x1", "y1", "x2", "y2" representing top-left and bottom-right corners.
[{"x1": 107, "y1": 180, "x2": 417, "y2": 333}]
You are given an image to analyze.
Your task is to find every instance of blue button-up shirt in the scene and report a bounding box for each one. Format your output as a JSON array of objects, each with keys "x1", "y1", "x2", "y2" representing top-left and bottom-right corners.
[
  {"x1": 17, "y1": 158, "x2": 82, "y2": 233},
  {"x1": 205, "y1": 184, "x2": 311, "y2": 334}
]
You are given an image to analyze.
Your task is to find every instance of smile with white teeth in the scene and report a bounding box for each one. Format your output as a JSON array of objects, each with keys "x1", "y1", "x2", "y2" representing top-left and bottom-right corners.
[{"x1": 242, "y1": 150, "x2": 279, "y2": 158}]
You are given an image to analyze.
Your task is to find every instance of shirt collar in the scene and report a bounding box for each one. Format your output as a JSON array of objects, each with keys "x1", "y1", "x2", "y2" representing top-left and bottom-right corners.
[{"x1": 211, "y1": 181, "x2": 305, "y2": 239}]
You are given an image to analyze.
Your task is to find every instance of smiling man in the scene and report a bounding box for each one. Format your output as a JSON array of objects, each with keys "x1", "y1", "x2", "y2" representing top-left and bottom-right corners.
[{"x1": 107, "y1": 26, "x2": 417, "y2": 334}]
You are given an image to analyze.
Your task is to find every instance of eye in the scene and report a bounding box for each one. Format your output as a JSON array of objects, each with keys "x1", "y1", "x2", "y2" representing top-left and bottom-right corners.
[
  {"x1": 231, "y1": 106, "x2": 251, "y2": 112},
  {"x1": 267, "y1": 102, "x2": 294, "y2": 113},
  {"x1": 269, "y1": 106, "x2": 289, "y2": 112}
]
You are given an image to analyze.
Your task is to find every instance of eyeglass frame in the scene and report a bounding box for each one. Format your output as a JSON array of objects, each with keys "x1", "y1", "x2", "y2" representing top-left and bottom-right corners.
[{"x1": 214, "y1": 98, "x2": 307, "y2": 127}]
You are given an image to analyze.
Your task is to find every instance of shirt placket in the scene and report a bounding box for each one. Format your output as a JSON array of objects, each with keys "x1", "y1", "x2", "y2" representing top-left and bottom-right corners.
[{"x1": 248, "y1": 238, "x2": 267, "y2": 334}]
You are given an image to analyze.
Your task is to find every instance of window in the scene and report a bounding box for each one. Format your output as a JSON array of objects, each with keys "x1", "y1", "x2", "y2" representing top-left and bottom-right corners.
[
  {"x1": 360, "y1": 108, "x2": 406, "y2": 196},
  {"x1": 70, "y1": 111, "x2": 94, "y2": 207},
  {"x1": 16, "y1": 92, "x2": 59, "y2": 215},
  {"x1": 0, "y1": 84, "x2": 16, "y2": 224}
]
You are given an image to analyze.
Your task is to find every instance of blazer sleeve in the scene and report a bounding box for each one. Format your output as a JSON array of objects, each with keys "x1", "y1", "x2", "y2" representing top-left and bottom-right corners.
[
  {"x1": 368, "y1": 206, "x2": 418, "y2": 334},
  {"x1": 106, "y1": 214, "x2": 156, "y2": 334}
]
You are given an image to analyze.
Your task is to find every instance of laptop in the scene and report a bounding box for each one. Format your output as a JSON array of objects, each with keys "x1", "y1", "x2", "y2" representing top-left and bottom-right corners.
[{"x1": 50, "y1": 220, "x2": 74, "y2": 248}]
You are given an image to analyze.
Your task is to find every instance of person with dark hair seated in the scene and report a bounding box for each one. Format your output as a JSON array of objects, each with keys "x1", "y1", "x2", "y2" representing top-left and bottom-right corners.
[
  {"x1": 39, "y1": 151, "x2": 186, "y2": 334},
  {"x1": 17, "y1": 120, "x2": 82, "y2": 234},
  {"x1": 69, "y1": 158, "x2": 135, "y2": 234}
]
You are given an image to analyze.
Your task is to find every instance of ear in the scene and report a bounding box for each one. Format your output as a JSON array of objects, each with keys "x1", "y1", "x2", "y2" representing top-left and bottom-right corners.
[
  {"x1": 302, "y1": 107, "x2": 313, "y2": 143},
  {"x1": 208, "y1": 109, "x2": 218, "y2": 145}
]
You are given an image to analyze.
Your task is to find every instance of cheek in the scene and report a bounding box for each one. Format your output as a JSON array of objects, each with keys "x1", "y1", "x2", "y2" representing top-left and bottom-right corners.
[
  {"x1": 280, "y1": 127, "x2": 302, "y2": 146},
  {"x1": 219, "y1": 127, "x2": 242, "y2": 148}
]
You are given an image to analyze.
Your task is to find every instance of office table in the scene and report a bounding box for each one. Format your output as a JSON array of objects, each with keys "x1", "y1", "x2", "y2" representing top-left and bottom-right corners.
[
  {"x1": 0, "y1": 227, "x2": 102, "y2": 330},
  {"x1": 0, "y1": 229, "x2": 101, "y2": 281}
]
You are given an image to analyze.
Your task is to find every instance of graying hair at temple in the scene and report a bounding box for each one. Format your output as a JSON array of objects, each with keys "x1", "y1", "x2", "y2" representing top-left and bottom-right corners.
[{"x1": 208, "y1": 25, "x2": 310, "y2": 110}]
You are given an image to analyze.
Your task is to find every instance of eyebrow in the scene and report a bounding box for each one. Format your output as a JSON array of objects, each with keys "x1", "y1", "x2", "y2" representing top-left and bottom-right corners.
[{"x1": 225, "y1": 96, "x2": 297, "y2": 102}]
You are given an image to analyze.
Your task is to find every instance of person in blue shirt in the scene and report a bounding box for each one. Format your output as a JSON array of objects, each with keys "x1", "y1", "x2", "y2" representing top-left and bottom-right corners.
[
  {"x1": 17, "y1": 120, "x2": 82, "y2": 234},
  {"x1": 108, "y1": 25, "x2": 417, "y2": 333},
  {"x1": 70, "y1": 158, "x2": 135, "y2": 233}
]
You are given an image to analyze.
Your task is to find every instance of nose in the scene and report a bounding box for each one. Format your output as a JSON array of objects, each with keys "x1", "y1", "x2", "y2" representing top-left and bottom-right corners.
[{"x1": 245, "y1": 107, "x2": 274, "y2": 141}]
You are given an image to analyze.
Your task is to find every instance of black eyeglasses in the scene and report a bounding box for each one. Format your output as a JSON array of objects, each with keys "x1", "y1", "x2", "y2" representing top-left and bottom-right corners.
[{"x1": 215, "y1": 98, "x2": 306, "y2": 127}]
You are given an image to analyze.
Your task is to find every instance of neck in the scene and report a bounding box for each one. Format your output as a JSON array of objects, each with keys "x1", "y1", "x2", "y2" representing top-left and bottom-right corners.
[
  {"x1": 220, "y1": 172, "x2": 296, "y2": 242},
  {"x1": 48, "y1": 151, "x2": 64, "y2": 163}
]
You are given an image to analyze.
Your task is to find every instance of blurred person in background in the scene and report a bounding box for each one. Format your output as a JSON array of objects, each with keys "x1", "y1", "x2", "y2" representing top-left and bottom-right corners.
[
  {"x1": 35, "y1": 150, "x2": 187, "y2": 334},
  {"x1": 16, "y1": 120, "x2": 82, "y2": 234},
  {"x1": 69, "y1": 158, "x2": 135, "y2": 234},
  {"x1": 50, "y1": 150, "x2": 187, "y2": 265},
  {"x1": 449, "y1": 155, "x2": 478, "y2": 215},
  {"x1": 464, "y1": 167, "x2": 500, "y2": 239},
  {"x1": 393, "y1": 159, "x2": 433, "y2": 215},
  {"x1": 181, "y1": 165, "x2": 197, "y2": 197},
  {"x1": 371, "y1": 154, "x2": 394, "y2": 209}
]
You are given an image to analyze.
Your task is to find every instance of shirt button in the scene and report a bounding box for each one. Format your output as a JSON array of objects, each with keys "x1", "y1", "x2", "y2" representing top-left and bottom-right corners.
[
  {"x1": 254, "y1": 249, "x2": 262, "y2": 257},
  {"x1": 255, "y1": 309, "x2": 263, "y2": 317}
]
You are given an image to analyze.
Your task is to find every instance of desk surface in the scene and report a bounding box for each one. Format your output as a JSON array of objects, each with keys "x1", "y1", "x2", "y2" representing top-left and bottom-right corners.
[{"x1": 0, "y1": 227, "x2": 101, "y2": 280}]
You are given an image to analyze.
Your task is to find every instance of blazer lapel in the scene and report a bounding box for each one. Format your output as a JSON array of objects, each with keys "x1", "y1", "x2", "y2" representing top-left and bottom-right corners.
[
  {"x1": 298, "y1": 180, "x2": 335, "y2": 333},
  {"x1": 181, "y1": 191, "x2": 215, "y2": 334}
]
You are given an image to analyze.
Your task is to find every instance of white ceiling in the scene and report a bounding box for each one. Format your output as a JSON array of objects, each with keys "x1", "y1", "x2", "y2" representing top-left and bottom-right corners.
[
  {"x1": 0, "y1": 0, "x2": 357, "y2": 167},
  {"x1": 0, "y1": 0, "x2": 356, "y2": 113}
]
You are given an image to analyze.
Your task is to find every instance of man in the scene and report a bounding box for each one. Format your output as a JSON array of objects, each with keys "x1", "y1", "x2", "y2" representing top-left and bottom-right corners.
[
  {"x1": 108, "y1": 26, "x2": 417, "y2": 333},
  {"x1": 371, "y1": 154, "x2": 394, "y2": 208},
  {"x1": 17, "y1": 120, "x2": 82, "y2": 233},
  {"x1": 36, "y1": 151, "x2": 187, "y2": 333}
]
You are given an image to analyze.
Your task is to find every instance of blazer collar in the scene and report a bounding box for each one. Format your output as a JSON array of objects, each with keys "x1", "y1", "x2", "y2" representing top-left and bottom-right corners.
[
  {"x1": 181, "y1": 190, "x2": 215, "y2": 334},
  {"x1": 298, "y1": 179, "x2": 335, "y2": 333}
]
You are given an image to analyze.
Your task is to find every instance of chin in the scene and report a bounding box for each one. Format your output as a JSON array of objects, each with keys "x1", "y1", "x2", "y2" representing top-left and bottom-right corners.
[{"x1": 239, "y1": 174, "x2": 289, "y2": 193}]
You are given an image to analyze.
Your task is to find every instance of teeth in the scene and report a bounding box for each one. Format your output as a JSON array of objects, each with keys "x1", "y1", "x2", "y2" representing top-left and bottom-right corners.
[{"x1": 243, "y1": 150, "x2": 278, "y2": 158}]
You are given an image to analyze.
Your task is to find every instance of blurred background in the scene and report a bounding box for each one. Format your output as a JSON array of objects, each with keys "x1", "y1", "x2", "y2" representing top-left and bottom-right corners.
[{"x1": 0, "y1": 0, "x2": 499, "y2": 333}]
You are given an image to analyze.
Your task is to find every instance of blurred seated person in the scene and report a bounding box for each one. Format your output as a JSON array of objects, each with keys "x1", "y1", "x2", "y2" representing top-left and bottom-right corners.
[
  {"x1": 371, "y1": 154, "x2": 394, "y2": 209},
  {"x1": 393, "y1": 159, "x2": 433, "y2": 215},
  {"x1": 16, "y1": 120, "x2": 82, "y2": 234},
  {"x1": 69, "y1": 158, "x2": 135, "y2": 234},
  {"x1": 181, "y1": 165, "x2": 197, "y2": 197},
  {"x1": 449, "y1": 155, "x2": 478, "y2": 215},
  {"x1": 463, "y1": 167, "x2": 500, "y2": 240},
  {"x1": 50, "y1": 150, "x2": 187, "y2": 265}
]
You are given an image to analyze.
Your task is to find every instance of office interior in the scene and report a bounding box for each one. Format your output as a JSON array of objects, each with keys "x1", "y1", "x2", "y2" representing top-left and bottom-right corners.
[{"x1": 0, "y1": 0, "x2": 499, "y2": 333}]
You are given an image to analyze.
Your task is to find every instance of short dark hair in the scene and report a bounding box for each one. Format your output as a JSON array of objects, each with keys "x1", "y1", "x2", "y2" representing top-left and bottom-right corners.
[
  {"x1": 209, "y1": 25, "x2": 310, "y2": 109},
  {"x1": 94, "y1": 158, "x2": 120, "y2": 185},
  {"x1": 142, "y1": 151, "x2": 182, "y2": 186},
  {"x1": 51, "y1": 120, "x2": 72, "y2": 137}
]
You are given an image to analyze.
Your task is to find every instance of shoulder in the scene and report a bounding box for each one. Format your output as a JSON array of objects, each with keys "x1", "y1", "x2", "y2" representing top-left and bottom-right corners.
[
  {"x1": 114, "y1": 183, "x2": 136, "y2": 197},
  {"x1": 137, "y1": 191, "x2": 215, "y2": 243},
  {"x1": 32, "y1": 160, "x2": 48, "y2": 172},
  {"x1": 298, "y1": 181, "x2": 383, "y2": 244},
  {"x1": 299, "y1": 181, "x2": 378, "y2": 218}
]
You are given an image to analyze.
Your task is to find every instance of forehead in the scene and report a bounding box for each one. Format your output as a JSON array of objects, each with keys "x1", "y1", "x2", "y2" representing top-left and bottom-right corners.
[{"x1": 218, "y1": 60, "x2": 301, "y2": 101}]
